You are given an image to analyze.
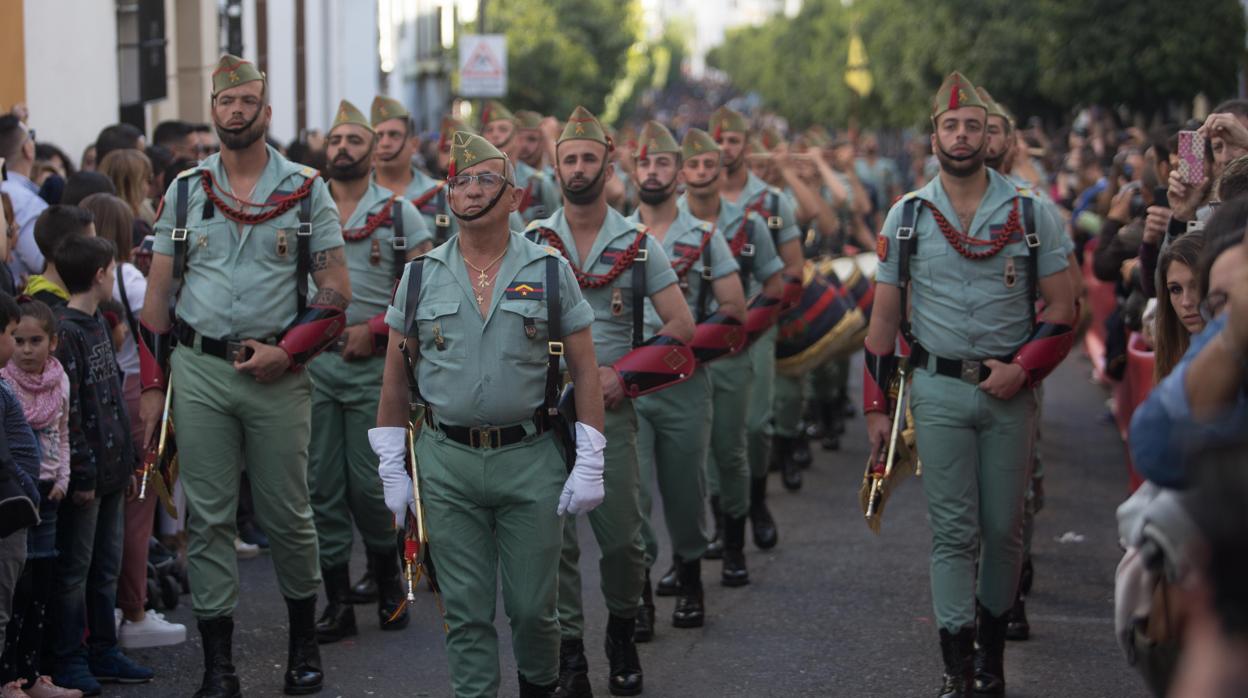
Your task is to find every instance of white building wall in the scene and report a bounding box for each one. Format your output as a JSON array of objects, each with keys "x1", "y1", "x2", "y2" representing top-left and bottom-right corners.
[
  {"x1": 265, "y1": 0, "x2": 298, "y2": 145},
  {"x1": 24, "y1": 1, "x2": 120, "y2": 162}
]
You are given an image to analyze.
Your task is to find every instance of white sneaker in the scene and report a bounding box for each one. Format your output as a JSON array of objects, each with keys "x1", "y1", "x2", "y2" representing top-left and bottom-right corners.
[
  {"x1": 234, "y1": 536, "x2": 260, "y2": 559},
  {"x1": 118, "y1": 611, "x2": 187, "y2": 649}
]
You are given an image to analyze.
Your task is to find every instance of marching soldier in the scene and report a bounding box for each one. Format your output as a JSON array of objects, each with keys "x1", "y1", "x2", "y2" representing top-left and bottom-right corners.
[
  {"x1": 481, "y1": 101, "x2": 560, "y2": 224},
  {"x1": 371, "y1": 131, "x2": 606, "y2": 697},
  {"x1": 527, "y1": 106, "x2": 695, "y2": 697},
  {"x1": 139, "y1": 54, "x2": 351, "y2": 697},
  {"x1": 863, "y1": 72, "x2": 1075, "y2": 697},
  {"x1": 628, "y1": 123, "x2": 747, "y2": 639},
  {"x1": 308, "y1": 100, "x2": 431, "y2": 644},
  {"x1": 371, "y1": 98, "x2": 459, "y2": 245},
  {"x1": 677, "y1": 128, "x2": 786, "y2": 569},
  {"x1": 710, "y1": 106, "x2": 807, "y2": 499}
]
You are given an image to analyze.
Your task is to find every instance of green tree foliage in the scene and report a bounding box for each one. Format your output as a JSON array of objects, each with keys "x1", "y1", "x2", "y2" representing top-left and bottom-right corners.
[
  {"x1": 480, "y1": 0, "x2": 642, "y2": 118},
  {"x1": 708, "y1": 0, "x2": 1246, "y2": 129}
]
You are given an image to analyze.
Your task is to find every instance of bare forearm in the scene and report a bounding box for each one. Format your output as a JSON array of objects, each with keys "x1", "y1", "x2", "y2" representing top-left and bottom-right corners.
[
  {"x1": 311, "y1": 247, "x2": 353, "y2": 307},
  {"x1": 141, "y1": 255, "x2": 174, "y2": 330},
  {"x1": 865, "y1": 283, "x2": 902, "y2": 354},
  {"x1": 777, "y1": 238, "x2": 804, "y2": 277},
  {"x1": 565, "y1": 330, "x2": 604, "y2": 432},
  {"x1": 377, "y1": 330, "x2": 411, "y2": 428}
]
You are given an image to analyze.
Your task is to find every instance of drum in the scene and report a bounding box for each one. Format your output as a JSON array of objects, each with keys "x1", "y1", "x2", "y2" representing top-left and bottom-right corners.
[{"x1": 775, "y1": 261, "x2": 865, "y2": 376}]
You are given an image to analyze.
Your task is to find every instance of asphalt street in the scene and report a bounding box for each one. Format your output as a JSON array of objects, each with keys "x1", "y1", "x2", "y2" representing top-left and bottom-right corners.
[{"x1": 120, "y1": 353, "x2": 1143, "y2": 697}]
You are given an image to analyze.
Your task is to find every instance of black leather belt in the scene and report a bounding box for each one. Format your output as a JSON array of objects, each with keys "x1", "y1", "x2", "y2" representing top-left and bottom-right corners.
[
  {"x1": 436, "y1": 420, "x2": 545, "y2": 449},
  {"x1": 174, "y1": 321, "x2": 276, "y2": 363},
  {"x1": 911, "y1": 343, "x2": 1011, "y2": 385}
]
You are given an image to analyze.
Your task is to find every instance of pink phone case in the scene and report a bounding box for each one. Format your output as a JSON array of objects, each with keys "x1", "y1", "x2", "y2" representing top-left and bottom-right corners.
[{"x1": 1178, "y1": 130, "x2": 1206, "y2": 187}]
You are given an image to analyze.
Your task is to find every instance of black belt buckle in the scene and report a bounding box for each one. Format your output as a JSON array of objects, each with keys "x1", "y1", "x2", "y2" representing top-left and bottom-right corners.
[
  {"x1": 225, "y1": 341, "x2": 253, "y2": 363},
  {"x1": 469, "y1": 426, "x2": 501, "y2": 449},
  {"x1": 960, "y1": 359, "x2": 984, "y2": 385}
]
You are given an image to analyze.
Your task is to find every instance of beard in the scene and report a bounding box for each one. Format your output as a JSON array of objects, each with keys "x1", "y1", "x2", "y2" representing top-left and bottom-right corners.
[
  {"x1": 561, "y1": 165, "x2": 608, "y2": 205},
  {"x1": 215, "y1": 109, "x2": 267, "y2": 151},
  {"x1": 638, "y1": 176, "x2": 677, "y2": 205},
  {"x1": 935, "y1": 140, "x2": 986, "y2": 179},
  {"x1": 723, "y1": 151, "x2": 744, "y2": 174},
  {"x1": 326, "y1": 149, "x2": 373, "y2": 181}
]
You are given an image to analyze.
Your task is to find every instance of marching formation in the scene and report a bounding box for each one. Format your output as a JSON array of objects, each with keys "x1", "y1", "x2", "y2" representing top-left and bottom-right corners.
[{"x1": 0, "y1": 51, "x2": 1108, "y2": 698}]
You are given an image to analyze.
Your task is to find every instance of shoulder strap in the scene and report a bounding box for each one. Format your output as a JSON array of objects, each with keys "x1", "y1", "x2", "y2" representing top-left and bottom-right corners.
[
  {"x1": 435, "y1": 187, "x2": 451, "y2": 243},
  {"x1": 1021, "y1": 196, "x2": 1038, "y2": 328},
  {"x1": 766, "y1": 190, "x2": 782, "y2": 246},
  {"x1": 171, "y1": 176, "x2": 190, "y2": 281},
  {"x1": 400, "y1": 258, "x2": 426, "y2": 407},
  {"x1": 897, "y1": 197, "x2": 920, "y2": 343},
  {"x1": 696, "y1": 228, "x2": 713, "y2": 322},
  {"x1": 391, "y1": 198, "x2": 407, "y2": 280},
  {"x1": 632, "y1": 234, "x2": 648, "y2": 348},
  {"x1": 116, "y1": 267, "x2": 140, "y2": 350},
  {"x1": 544, "y1": 255, "x2": 562, "y2": 416},
  {"x1": 295, "y1": 191, "x2": 313, "y2": 314}
]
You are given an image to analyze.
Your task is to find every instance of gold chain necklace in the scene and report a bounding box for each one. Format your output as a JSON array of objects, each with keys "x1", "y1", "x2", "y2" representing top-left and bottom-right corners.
[{"x1": 459, "y1": 243, "x2": 508, "y2": 305}]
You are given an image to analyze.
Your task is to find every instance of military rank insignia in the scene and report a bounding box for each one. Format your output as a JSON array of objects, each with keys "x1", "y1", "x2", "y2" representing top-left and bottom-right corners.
[
  {"x1": 599, "y1": 247, "x2": 626, "y2": 265},
  {"x1": 505, "y1": 282, "x2": 544, "y2": 300},
  {"x1": 276, "y1": 230, "x2": 289, "y2": 258}
]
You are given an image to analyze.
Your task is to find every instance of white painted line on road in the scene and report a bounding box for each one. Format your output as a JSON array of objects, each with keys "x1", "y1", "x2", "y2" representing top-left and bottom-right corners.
[{"x1": 1028, "y1": 614, "x2": 1113, "y2": 625}]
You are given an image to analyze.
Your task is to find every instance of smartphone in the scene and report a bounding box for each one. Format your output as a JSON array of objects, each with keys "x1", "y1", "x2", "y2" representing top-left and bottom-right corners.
[
  {"x1": 1153, "y1": 186, "x2": 1169, "y2": 209},
  {"x1": 1177, "y1": 130, "x2": 1206, "y2": 187}
]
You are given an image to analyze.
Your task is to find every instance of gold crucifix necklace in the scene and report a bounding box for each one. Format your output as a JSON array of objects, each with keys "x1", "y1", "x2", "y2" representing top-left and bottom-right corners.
[{"x1": 459, "y1": 244, "x2": 508, "y2": 306}]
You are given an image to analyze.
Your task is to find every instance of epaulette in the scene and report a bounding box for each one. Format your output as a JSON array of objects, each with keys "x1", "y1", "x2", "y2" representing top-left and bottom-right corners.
[
  {"x1": 175, "y1": 167, "x2": 201, "y2": 180},
  {"x1": 766, "y1": 185, "x2": 782, "y2": 195},
  {"x1": 543, "y1": 245, "x2": 560, "y2": 256},
  {"x1": 299, "y1": 166, "x2": 319, "y2": 179},
  {"x1": 634, "y1": 223, "x2": 650, "y2": 234},
  {"x1": 524, "y1": 219, "x2": 543, "y2": 232},
  {"x1": 1014, "y1": 185, "x2": 1036, "y2": 199}
]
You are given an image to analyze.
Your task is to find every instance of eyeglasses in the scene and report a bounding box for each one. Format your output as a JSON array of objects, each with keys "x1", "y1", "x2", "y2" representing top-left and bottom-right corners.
[
  {"x1": 448, "y1": 173, "x2": 509, "y2": 191},
  {"x1": 1200, "y1": 291, "x2": 1229, "y2": 322}
]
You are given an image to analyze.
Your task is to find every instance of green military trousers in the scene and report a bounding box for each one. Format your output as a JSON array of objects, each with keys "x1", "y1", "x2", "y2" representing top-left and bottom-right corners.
[
  {"x1": 307, "y1": 353, "x2": 396, "y2": 568},
  {"x1": 808, "y1": 356, "x2": 849, "y2": 404},
  {"x1": 704, "y1": 349, "x2": 754, "y2": 519},
  {"x1": 910, "y1": 368, "x2": 1038, "y2": 632},
  {"x1": 771, "y1": 371, "x2": 805, "y2": 439},
  {"x1": 747, "y1": 327, "x2": 778, "y2": 478},
  {"x1": 636, "y1": 370, "x2": 712, "y2": 567},
  {"x1": 557, "y1": 401, "x2": 646, "y2": 639},
  {"x1": 1022, "y1": 385, "x2": 1046, "y2": 559},
  {"x1": 170, "y1": 345, "x2": 321, "y2": 617},
  {"x1": 416, "y1": 426, "x2": 567, "y2": 695}
]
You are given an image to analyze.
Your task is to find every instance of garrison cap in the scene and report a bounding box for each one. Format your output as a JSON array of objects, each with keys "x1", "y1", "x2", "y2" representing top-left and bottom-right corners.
[
  {"x1": 515, "y1": 110, "x2": 544, "y2": 130},
  {"x1": 370, "y1": 96, "x2": 410, "y2": 127},
  {"x1": 448, "y1": 131, "x2": 508, "y2": 179},
  {"x1": 211, "y1": 54, "x2": 264, "y2": 96},
  {"x1": 636, "y1": 121, "x2": 680, "y2": 160},
  {"x1": 932, "y1": 71, "x2": 988, "y2": 120},
  {"x1": 710, "y1": 106, "x2": 748, "y2": 141},
  {"x1": 558, "y1": 106, "x2": 611, "y2": 148},
  {"x1": 975, "y1": 86, "x2": 1014, "y2": 128},
  {"x1": 480, "y1": 100, "x2": 516, "y2": 128},
  {"x1": 330, "y1": 100, "x2": 372, "y2": 134},
  {"x1": 682, "y1": 128, "x2": 720, "y2": 160},
  {"x1": 438, "y1": 116, "x2": 474, "y2": 151}
]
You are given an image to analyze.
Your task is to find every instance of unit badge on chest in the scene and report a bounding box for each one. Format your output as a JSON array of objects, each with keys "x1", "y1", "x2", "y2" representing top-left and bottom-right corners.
[
  {"x1": 1003, "y1": 257, "x2": 1017, "y2": 288},
  {"x1": 370, "y1": 240, "x2": 382, "y2": 267},
  {"x1": 276, "y1": 229, "x2": 289, "y2": 258}
]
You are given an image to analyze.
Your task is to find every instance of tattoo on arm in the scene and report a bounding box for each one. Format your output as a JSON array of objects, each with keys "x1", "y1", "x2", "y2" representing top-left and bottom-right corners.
[
  {"x1": 310, "y1": 247, "x2": 346, "y2": 273},
  {"x1": 311, "y1": 287, "x2": 349, "y2": 310}
]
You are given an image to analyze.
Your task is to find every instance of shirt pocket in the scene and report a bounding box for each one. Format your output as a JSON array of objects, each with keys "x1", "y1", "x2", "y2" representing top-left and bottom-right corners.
[
  {"x1": 186, "y1": 219, "x2": 231, "y2": 265},
  {"x1": 497, "y1": 299, "x2": 550, "y2": 365},
  {"x1": 911, "y1": 237, "x2": 948, "y2": 286},
  {"x1": 413, "y1": 301, "x2": 466, "y2": 364}
]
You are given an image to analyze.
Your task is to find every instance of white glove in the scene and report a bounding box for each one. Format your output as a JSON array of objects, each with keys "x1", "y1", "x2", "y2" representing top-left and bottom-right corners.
[
  {"x1": 369, "y1": 427, "x2": 413, "y2": 527},
  {"x1": 558, "y1": 422, "x2": 607, "y2": 516}
]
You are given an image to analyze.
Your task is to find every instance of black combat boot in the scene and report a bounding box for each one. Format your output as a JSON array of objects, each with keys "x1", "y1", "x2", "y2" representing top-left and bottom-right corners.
[
  {"x1": 654, "y1": 558, "x2": 682, "y2": 597},
  {"x1": 634, "y1": 571, "x2": 655, "y2": 643},
  {"x1": 748, "y1": 476, "x2": 778, "y2": 550},
  {"x1": 372, "y1": 549, "x2": 409, "y2": 631},
  {"x1": 314, "y1": 564, "x2": 357, "y2": 644},
  {"x1": 721, "y1": 515, "x2": 749, "y2": 587},
  {"x1": 704, "y1": 496, "x2": 725, "y2": 560},
  {"x1": 789, "y1": 434, "x2": 812, "y2": 469},
  {"x1": 344, "y1": 555, "x2": 377, "y2": 604},
  {"x1": 284, "y1": 596, "x2": 324, "y2": 695},
  {"x1": 774, "y1": 437, "x2": 803, "y2": 491},
  {"x1": 938, "y1": 626, "x2": 974, "y2": 698},
  {"x1": 518, "y1": 672, "x2": 561, "y2": 697},
  {"x1": 973, "y1": 601, "x2": 1009, "y2": 694},
  {"x1": 671, "y1": 558, "x2": 704, "y2": 628},
  {"x1": 193, "y1": 617, "x2": 241, "y2": 698},
  {"x1": 557, "y1": 638, "x2": 592, "y2": 697},
  {"x1": 604, "y1": 614, "x2": 643, "y2": 696},
  {"x1": 818, "y1": 401, "x2": 841, "y2": 451},
  {"x1": 1005, "y1": 587, "x2": 1030, "y2": 642},
  {"x1": 1019, "y1": 555, "x2": 1034, "y2": 595}
]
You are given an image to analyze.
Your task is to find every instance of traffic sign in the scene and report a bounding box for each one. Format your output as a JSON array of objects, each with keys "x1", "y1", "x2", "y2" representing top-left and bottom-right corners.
[{"x1": 459, "y1": 35, "x2": 507, "y2": 98}]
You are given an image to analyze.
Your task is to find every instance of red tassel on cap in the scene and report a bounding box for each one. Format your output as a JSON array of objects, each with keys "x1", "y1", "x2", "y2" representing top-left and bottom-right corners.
[
  {"x1": 448, "y1": 157, "x2": 457, "y2": 178},
  {"x1": 639, "y1": 143, "x2": 648, "y2": 160},
  {"x1": 948, "y1": 81, "x2": 960, "y2": 111},
  {"x1": 713, "y1": 123, "x2": 723, "y2": 142}
]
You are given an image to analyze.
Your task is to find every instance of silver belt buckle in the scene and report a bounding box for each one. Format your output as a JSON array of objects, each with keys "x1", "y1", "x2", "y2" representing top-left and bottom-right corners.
[
  {"x1": 960, "y1": 360, "x2": 983, "y2": 385},
  {"x1": 225, "y1": 341, "x2": 250, "y2": 363}
]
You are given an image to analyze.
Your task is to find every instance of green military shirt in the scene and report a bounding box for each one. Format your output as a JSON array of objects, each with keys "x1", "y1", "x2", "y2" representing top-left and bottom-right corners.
[
  {"x1": 395, "y1": 165, "x2": 457, "y2": 244},
  {"x1": 526, "y1": 208, "x2": 678, "y2": 365},
  {"x1": 515, "y1": 161, "x2": 560, "y2": 223},
  {"x1": 385, "y1": 232, "x2": 594, "y2": 427},
  {"x1": 152, "y1": 145, "x2": 343, "y2": 339},
  {"x1": 875, "y1": 168, "x2": 1069, "y2": 360},
  {"x1": 678, "y1": 195, "x2": 782, "y2": 299},
  {"x1": 329, "y1": 181, "x2": 430, "y2": 325},
  {"x1": 626, "y1": 207, "x2": 738, "y2": 334},
  {"x1": 739, "y1": 171, "x2": 801, "y2": 251}
]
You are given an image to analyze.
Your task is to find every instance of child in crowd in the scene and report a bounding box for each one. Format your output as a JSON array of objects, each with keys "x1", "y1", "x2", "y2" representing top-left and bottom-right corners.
[
  {"x1": 24, "y1": 207, "x2": 95, "y2": 308},
  {"x1": 47, "y1": 237, "x2": 151, "y2": 695},
  {"x1": 0, "y1": 300, "x2": 80, "y2": 697},
  {"x1": 0, "y1": 292, "x2": 54, "y2": 698}
]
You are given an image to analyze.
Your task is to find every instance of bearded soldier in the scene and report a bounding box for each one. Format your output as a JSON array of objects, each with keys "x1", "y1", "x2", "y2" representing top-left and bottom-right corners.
[
  {"x1": 864, "y1": 73, "x2": 1074, "y2": 697},
  {"x1": 139, "y1": 54, "x2": 351, "y2": 697}
]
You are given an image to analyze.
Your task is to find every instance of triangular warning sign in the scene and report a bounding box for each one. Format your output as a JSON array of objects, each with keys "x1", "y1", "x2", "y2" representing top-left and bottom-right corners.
[{"x1": 462, "y1": 42, "x2": 503, "y2": 78}]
